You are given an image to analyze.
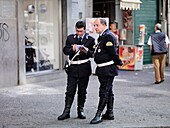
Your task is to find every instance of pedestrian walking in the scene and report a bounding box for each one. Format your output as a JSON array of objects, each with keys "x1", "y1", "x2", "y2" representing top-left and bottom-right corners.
[
  {"x1": 90, "y1": 18, "x2": 122, "y2": 124},
  {"x1": 147, "y1": 23, "x2": 170, "y2": 84},
  {"x1": 58, "y1": 21, "x2": 95, "y2": 120}
]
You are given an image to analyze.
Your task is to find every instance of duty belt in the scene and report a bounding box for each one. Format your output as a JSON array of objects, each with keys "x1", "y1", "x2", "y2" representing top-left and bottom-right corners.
[
  {"x1": 69, "y1": 59, "x2": 89, "y2": 65},
  {"x1": 97, "y1": 60, "x2": 114, "y2": 67}
]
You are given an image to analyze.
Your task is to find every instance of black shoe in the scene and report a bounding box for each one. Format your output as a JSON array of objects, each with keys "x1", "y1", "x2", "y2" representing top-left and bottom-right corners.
[
  {"x1": 78, "y1": 111, "x2": 86, "y2": 119},
  {"x1": 102, "y1": 113, "x2": 114, "y2": 120},
  {"x1": 160, "y1": 80, "x2": 164, "y2": 83},
  {"x1": 58, "y1": 113, "x2": 70, "y2": 120},
  {"x1": 90, "y1": 114, "x2": 102, "y2": 124},
  {"x1": 154, "y1": 81, "x2": 161, "y2": 84}
]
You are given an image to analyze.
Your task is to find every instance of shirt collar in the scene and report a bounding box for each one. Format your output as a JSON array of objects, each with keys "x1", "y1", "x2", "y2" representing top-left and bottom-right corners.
[
  {"x1": 100, "y1": 28, "x2": 108, "y2": 36},
  {"x1": 78, "y1": 33, "x2": 85, "y2": 39},
  {"x1": 155, "y1": 30, "x2": 161, "y2": 33}
]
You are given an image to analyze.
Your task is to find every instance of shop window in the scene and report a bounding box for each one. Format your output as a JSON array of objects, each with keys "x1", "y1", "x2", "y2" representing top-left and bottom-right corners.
[
  {"x1": 24, "y1": 0, "x2": 59, "y2": 73},
  {"x1": 121, "y1": 10, "x2": 133, "y2": 45}
]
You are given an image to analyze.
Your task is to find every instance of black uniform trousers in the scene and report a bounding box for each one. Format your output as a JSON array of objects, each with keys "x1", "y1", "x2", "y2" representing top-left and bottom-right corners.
[
  {"x1": 98, "y1": 76, "x2": 115, "y2": 99},
  {"x1": 66, "y1": 75, "x2": 89, "y2": 100}
]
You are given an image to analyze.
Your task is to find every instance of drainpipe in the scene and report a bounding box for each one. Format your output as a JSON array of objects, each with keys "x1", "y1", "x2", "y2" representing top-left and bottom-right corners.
[
  {"x1": 161, "y1": 0, "x2": 169, "y2": 66},
  {"x1": 168, "y1": 0, "x2": 170, "y2": 65},
  {"x1": 168, "y1": 0, "x2": 170, "y2": 37},
  {"x1": 161, "y1": 0, "x2": 167, "y2": 33}
]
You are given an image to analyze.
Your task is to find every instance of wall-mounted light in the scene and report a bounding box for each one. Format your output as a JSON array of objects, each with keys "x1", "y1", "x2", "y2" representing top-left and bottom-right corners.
[{"x1": 27, "y1": 4, "x2": 35, "y2": 14}]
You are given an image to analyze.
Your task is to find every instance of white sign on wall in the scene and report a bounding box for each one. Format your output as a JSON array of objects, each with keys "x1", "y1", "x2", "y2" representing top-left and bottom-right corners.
[{"x1": 71, "y1": 0, "x2": 79, "y2": 19}]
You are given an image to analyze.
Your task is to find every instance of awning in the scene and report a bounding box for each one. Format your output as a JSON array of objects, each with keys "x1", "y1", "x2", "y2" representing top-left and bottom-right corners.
[{"x1": 120, "y1": 0, "x2": 142, "y2": 10}]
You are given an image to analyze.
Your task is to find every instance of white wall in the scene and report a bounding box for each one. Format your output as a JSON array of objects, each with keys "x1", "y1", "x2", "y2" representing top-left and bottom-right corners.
[
  {"x1": 67, "y1": 0, "x2": 93, "y2": 35},
  {"x1": 0, "y1": 0, "x2": 18, "y2": 88}
]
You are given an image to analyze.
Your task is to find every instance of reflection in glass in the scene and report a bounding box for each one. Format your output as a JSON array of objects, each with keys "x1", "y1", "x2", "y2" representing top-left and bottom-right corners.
[
  {"x1": 40, "y1": 4, "x2": 47, "y2": 13},
  {"x1": 24, "y1": 0, "x2": 55, "y2": 73}
]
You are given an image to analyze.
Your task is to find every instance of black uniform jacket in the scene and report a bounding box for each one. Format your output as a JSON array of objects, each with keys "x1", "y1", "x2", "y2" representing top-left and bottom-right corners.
[
  {"x1": 94, "y1": 29, "x2": 122, "y2": 77},
  {"x1": 63, "y1": 33, "x2": 95, "y2": 77}
]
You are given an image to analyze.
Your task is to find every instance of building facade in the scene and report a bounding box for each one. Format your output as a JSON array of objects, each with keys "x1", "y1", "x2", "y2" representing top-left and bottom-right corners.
[
  {"x1": 0, "y1": 0, "x2": 93, "y2": 88},
  {"x1": 0, "y1": 0, "x2": 63, "y2": 88},
  {"x1": 0, "y1": 0, "x2": 169, "y2": 88}
]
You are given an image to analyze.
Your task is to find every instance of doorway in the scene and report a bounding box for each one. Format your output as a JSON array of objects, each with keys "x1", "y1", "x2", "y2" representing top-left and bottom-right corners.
[{"x1": 93, "y1": 0, "x2": 116, "y2": 22}]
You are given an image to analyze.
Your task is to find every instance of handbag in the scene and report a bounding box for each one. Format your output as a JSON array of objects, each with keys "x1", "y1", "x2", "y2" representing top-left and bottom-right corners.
[{"x1": 64, "y1": 50, "x2": 80, "y2": 74}]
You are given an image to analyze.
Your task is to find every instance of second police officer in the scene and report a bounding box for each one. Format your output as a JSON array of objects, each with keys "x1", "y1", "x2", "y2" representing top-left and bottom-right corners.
[{"x1": 90, "y1": 18, "x2": 123, "y2": 124}]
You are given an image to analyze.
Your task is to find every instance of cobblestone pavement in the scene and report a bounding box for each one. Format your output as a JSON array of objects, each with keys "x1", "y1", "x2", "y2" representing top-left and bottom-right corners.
[{"x1": 0, "y1": 67, "x2": 170, "y2": 128}]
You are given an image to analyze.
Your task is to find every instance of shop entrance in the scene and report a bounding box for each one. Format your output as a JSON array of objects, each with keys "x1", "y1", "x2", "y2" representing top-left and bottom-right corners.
[
  {"x1": 93, "y1": 0, "x2": 115, "y2": 22},
  {"x1": 23, "y1": 0, "x2": 59, "y2": 73}
]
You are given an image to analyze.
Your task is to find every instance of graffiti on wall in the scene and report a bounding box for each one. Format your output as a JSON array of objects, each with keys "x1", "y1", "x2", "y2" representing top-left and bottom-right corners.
[{"x1": 0, "y1": 23, "x2": 10, "y2": 42}]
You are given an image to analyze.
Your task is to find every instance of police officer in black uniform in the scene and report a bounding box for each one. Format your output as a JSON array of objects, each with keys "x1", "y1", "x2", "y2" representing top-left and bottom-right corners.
[
  {"x1": 90, "y1": 18, "x2": 122, "y2": 124},
  {"x1": 58, "y1": 21, "x2": 95, "y2": 120}
]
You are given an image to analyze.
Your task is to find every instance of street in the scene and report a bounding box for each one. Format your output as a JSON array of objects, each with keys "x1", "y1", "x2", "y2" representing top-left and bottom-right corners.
[{"x1": 0, "y1": 67, "x2": 170, "y2": 128}]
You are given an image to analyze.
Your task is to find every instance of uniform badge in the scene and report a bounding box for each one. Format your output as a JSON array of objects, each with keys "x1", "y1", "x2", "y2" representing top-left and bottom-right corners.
[
  {"x1": 98, "y1": 49, "x2": 101, "y2": 53},
  {"x1": 106, "y1": 41, "x2": 113, "y2": 46}
]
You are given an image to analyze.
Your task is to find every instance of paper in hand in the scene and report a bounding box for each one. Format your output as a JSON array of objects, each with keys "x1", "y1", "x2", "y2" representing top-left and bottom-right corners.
[
  {"x1": 76, "y1": 45, "x2": 83, "y2": 51},
  {"x1": 82, "y1": 46, "x2": 88, "y2": 51},
  {"x1": 79, "y1": 46, "x2": 89, "y2": 54}
]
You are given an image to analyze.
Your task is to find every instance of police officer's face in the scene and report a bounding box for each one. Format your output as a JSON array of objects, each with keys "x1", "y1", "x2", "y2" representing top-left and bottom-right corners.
[
  {"x1": 94, "y1": 19, "x2": 106, "y2": 34},
  {"x1": 76, "y1": 27, "x2": 85, "y2": 37}
]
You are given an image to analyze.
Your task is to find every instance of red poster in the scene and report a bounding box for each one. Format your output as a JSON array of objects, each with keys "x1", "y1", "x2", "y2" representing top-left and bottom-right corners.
[{"x1": 119, "y1": 46, "x2": 135, "y2": 70}]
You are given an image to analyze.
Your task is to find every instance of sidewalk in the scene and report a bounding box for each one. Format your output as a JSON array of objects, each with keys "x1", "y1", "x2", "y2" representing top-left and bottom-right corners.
[{"x1": 0, "y1": 67, "x2": 170, "y2": 128}]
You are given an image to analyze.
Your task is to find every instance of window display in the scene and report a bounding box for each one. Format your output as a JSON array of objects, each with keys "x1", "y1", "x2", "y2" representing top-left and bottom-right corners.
[
  {"x1": 122, "y1": 10, "x2": 133, "y2": 45},
  {"x1": 24, "y1": 0, "x2": 58, "y2": 73},
  {"x1": 119, "y1": 9, "x2": 144, "y2": 71}
]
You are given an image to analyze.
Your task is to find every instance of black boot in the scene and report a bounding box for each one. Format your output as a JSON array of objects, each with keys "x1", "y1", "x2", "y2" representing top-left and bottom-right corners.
[
  {"x1": 90, "y1": 98, "x2": 107, "y2": 124},
  {"x1": 77, "y1": 108, "x2": 86, "y2": 119},
  {"x1": 102, "y1": 95, "x2": 114, "y2": 120},
  {"x1": 58, "y1": 96, "x2": 74, "y2": 120},
  {"x1": 77, "y1": 96, "x2": 86, "y2": 119}
]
